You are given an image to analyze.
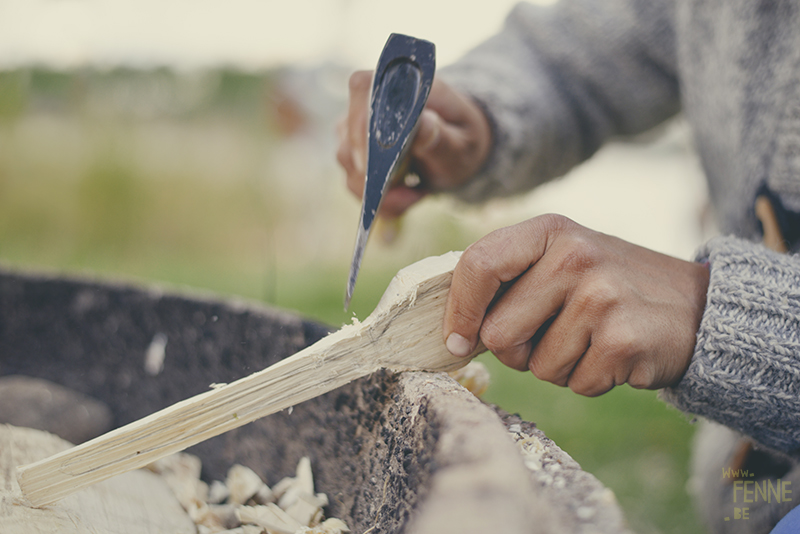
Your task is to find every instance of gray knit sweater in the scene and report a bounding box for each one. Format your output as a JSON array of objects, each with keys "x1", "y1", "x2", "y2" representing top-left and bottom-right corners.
[{"x1": 439, "y1": 0, "x2": 800, "y2": 455}]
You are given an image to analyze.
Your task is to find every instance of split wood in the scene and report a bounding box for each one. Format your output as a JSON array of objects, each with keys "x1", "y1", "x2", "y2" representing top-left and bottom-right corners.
[{"x1": 17, "y1": 252, "x2": 483, "y2": 507}]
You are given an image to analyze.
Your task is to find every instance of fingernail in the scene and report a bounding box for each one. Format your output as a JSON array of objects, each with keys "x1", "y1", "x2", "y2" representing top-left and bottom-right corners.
[{"x1": 446, "y1": 332, "x2": 472, "y2": 358}]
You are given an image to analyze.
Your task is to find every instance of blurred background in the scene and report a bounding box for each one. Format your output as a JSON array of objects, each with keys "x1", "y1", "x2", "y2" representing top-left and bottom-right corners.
[{"x1": 0, "y1": 1, "x2": 712, "y2": 532}]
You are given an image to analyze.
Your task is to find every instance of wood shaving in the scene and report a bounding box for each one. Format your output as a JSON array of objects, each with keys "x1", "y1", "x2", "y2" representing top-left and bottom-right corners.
[
  {"x1": 208, "y1": 480, "x2": 231, "y2": 505},
  {"x1": 149, "y1": 454, "x2": 350, "y2": 534},
  {"x1": 448, "y1": 361, "x2": 490, "y2": 397},
  {"x1": 226, "y1": 464, "x2": 266, "y2": 505}
]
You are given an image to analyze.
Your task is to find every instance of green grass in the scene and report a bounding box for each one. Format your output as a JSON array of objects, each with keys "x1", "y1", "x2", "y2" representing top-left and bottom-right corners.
[
  {"x1": 0, "y1": 74, "x2": 706, "y2": 533},
  {"x1": 478, "y1": 355, "x2": 701, "y2": 533}
]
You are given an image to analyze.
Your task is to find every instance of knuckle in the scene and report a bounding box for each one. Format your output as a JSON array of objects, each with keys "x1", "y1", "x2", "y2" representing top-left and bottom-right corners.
[
  {"x1": 479, "y1": 319, "x2": 509, "y2": 354},
  {"x1": 595, "y1": 325, "x2": 641, "y2": 373},
  {"x1": 447, "y1": 298, "x2": 482, "y2": 334},
  {"x1": 574, "y1": 277, "x2": 620, "y2": 315},
  {"x1": 537, "y1": 212, "x2": 571, "y2": 231},
  {"x1": 608, "y1": 325, "x2": 640, "y2": 361},
  {"x1": 627, "y1": 362, "x2": 656, "y2": 389},
  {"x1": 492, "y1": 346, "x2": 531, "y2": 372},
  {"x1": 527, "y1": 355, "x2": 549, "y2": 381},
  {"x1": 527, "y1": 354, "x2": 565, "y2": 385},
  {"x1": 603, "y1": 325, "x2": 653, "y2": 388},
  {"x1": 558, "y1": 235, "x2": 603, "y2": 274},
  {"x1": 564, "y1": 358, "x2": 615, "y2": 397},
  {"x1": 462, "y1": 225, "x2": 525, "y2": 274},
  {"x1": 533, "y1": 213, "x2": 580, "y2": 238},
  {"x1": 568, "y1": 376, "x2": 612, "y2": 397},
  {"x1": 558, "y1": 246, "x2": 594, "y2": 276},
  {"x1": 460, "y1": 241, "x2": 499, "y2": 279}
]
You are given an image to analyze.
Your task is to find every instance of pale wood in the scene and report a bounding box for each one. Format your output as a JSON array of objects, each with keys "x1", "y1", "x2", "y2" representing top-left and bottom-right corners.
[
  {"x1": 755, "y1": 195, "x2": 788, "y2": 253},
  {"x1": 18, "y1": 252, "x2": 482, "y2": 507},
  {"x1": 0, "y1": 425, "x2": 195, "y2": 533}
]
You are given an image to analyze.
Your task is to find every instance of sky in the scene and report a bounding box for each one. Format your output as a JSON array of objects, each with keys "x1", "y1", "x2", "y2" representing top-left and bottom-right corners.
[
  {"x1": 0, "y1": 0, "x2": 709, "y2": 262},
  {"x1": 0, "y1": 0, "x2": 527, "y2": 70}
]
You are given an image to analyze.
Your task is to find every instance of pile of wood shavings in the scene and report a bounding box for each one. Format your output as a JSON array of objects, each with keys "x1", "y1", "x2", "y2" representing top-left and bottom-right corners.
[
  {"x1": 147, "y1": 453, "x2": 350, "y2": 534},
  {"x1": 448, "y1": 361, "x2": 490, "y2": 397}
]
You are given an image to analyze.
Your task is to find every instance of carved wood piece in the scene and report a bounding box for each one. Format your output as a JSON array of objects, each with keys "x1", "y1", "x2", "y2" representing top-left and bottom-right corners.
[{"x1": 17, "y1": 252, "x2": 482, "y2": 507}]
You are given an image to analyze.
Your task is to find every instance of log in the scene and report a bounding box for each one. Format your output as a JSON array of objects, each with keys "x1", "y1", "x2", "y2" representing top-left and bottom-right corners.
[
  {"x1": 0, "y1": 425, "x2": 195, "y2": 534},
  {"x1": 17, "y1": 252, "x2": 483, "y2": 507}
]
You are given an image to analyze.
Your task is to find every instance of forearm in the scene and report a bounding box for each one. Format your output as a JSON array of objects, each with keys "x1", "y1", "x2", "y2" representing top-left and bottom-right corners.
[
  {"x1": 662, "y1": 236, "x2": 800, "y2": 456},
  {"x1": 439, "y1": 0, "x2": 681, "y2": 202}
]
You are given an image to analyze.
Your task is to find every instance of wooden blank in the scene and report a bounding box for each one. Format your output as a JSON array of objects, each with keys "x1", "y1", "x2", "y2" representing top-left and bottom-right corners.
[{"x1": 17, "y1": 252, "x2": 482, "y2": 507}]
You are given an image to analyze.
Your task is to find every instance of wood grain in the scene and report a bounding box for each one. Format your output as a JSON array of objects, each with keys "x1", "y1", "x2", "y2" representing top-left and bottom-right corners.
[{"x1": 17, "y1": 252, "x2": 482, "y2": 507}]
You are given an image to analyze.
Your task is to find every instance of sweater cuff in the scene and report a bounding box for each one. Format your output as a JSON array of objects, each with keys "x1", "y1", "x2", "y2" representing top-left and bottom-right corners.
[{"x1": 661, "y1": 236, "x2": 800, "y2": 454}]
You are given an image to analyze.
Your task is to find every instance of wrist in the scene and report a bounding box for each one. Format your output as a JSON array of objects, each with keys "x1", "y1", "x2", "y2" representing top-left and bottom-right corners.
[{"x1": 669, "y1": 259, "x2": 710, "y2": 387}]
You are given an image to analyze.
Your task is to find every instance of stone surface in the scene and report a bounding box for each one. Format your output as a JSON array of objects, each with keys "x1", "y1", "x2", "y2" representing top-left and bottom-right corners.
[{"x1": 0, "y1": 267, "x2": 630, "y2": 533}]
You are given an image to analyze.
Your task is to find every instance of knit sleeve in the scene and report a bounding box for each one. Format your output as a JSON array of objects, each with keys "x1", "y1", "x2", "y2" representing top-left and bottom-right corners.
[
  {"x1": 661, "y1": 236, "x2": 800, "y2": 455},
  {"x1": 437, "y1": 0, "x2": 681, "y2": 203}
]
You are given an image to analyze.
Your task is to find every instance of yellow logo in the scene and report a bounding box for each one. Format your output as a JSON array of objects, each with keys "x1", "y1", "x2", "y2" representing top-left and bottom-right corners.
[{"x1": 721, "y1": 468, "x2": 792, "y2": 522}]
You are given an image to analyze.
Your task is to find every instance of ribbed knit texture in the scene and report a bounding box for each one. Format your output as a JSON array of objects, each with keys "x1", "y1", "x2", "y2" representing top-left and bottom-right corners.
[
  {"x1": 662, "y1": 237, "x2": 800, "y2": 454},
  {"x1": 439, "y1": 0, "x2": 800, "y2": 454}
]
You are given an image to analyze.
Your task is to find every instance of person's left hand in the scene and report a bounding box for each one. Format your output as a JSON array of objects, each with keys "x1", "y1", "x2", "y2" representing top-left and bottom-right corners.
[
  {"x1": 442, "y1": 214, "x2": 710, "y2": 396},
  {"x1": 335, "y1": 72, "x2": 491, "y2": 219}
]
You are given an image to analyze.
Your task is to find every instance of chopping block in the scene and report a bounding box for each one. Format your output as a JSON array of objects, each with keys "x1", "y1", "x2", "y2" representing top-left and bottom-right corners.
[{"x1": 0, "y1": 258, "x2": 631, "y2": 533}]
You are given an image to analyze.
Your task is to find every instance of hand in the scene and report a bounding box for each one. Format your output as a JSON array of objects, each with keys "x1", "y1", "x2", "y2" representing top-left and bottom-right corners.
[
  {"x1": 336, "y1": 71, "x2": 492, "y2": 218},
  {"x1": 442, "y1": 214, "x2": 710, "y2": 396}
]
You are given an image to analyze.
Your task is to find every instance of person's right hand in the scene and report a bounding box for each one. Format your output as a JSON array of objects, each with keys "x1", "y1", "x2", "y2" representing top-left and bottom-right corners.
[
  {"x1": 442, "y1": 215, "x2": 710, "y2": 397},
  {"x1": 336, "y1": 71, "x2": 493, "y2": 219}
]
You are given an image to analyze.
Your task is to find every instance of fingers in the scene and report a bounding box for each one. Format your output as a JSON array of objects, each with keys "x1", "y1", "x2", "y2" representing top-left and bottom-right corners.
[
  {"x1": 346, "y1": 71, "x2": 371, "y2": 178},
  {"x1": 336, "y1": 71, "x2": 372, "y2": 198},
  {"x1": 452, "y1": 215, "x2": 618, "y2": 391},
  {"x1": 378, "y1": 187, "x2": 429, "y2": 219},
  {"x1": 413, "y1": 109, "x2": 442, "y2": 154},
  {"x1": 335, "y1": 74, "x2": 439, "y2": 218},
  {"x1": 471, "y1": 216, "x2": 592, "y2": 373},
  {"x1": 336, "y1": 73, "x2": 493, "y2": 217},
  {"x1": 526, "y1": 297, "x2": 608, "y2": 395},
  {"x1": 444, "y1": 216, "x2": 567, "y2": 359},
  {"x1": 525, "y1": 271, "x2": 616, "y2": 386},
  {"x1": 444, "y1": 213, "x2": 710, "y2": 398},
  {"x1": 410, "y1": 80, "x2": 492, "y2": 190},
  {"x1": 478, "y1": 254, "x2": 572, "y2": 371},
  {"x1": 486, "y1": 251, "x2": 631, "y2": 395}
]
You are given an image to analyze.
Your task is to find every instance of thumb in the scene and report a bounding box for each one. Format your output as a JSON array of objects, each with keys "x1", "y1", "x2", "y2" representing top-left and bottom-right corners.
[{"x1": 412, "y1": 109, "x2": 442, "y2": 156}]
